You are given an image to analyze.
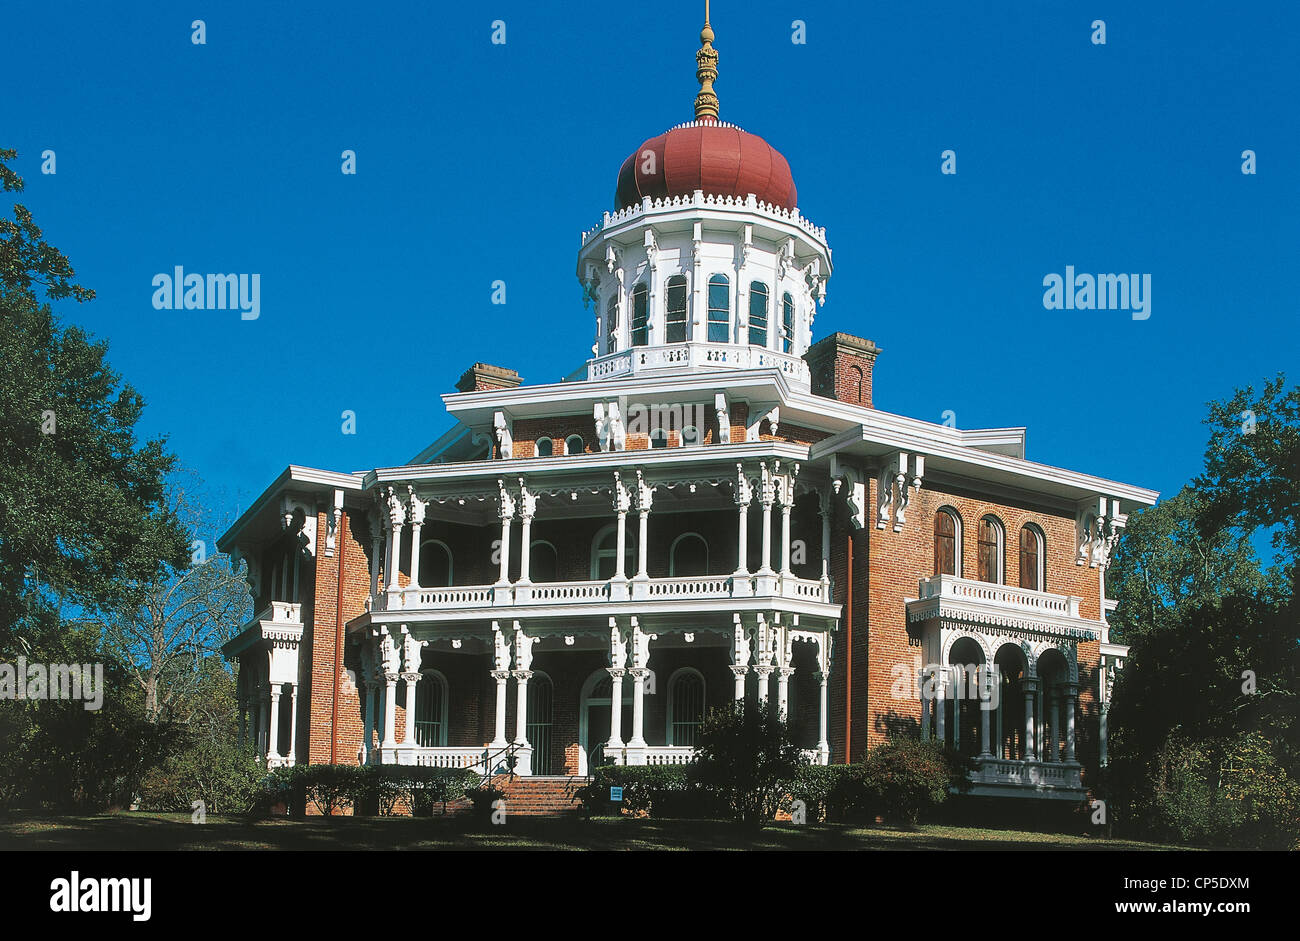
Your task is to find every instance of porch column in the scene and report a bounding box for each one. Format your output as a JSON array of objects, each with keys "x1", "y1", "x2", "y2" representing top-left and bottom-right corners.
[
  {"x1": 517, "y1": 488, "x2": 535, "y2": 584},
  {"x1": 776, "y1": 667, "x2": 794, "y2": 717},
  {"x1": 489, "y1": 670, "x2": 510, "y2": 748},
  {"x1": 382, "y1": 671, "x2": 399, "y2": 748},
  {"x1": 402, "y1": 672, "x2": 420, "y2": 745},
  {"x1": 408, "y1": 520, "x2": 422, "y2": 590},
  {"x1": 814, "y1": 670, "x2": 830, "y2": 759},
  {"x1": 254, "y1": 688, "x2": 266, "y2": 756},
  {"x1": 734, "y1": 466, "x2": 751, "y2": 575},
  {"x1": 1064, "y1": 683, "x2": 1077, "y2": 761},
  {"x1": 634, "y1": 481, "x2": 652, "y2": 582},
  {"x1": 919, "y1": 667, "x2": 931, "y2": 741},
  {"x1": 512, "y1": 670, "x2": 532, "y2": 745},
  {"x1": 628, "y1": 668, "x2": 649, "y2": 746},
  {"x1": 779, "y1": 491, "x2": 794, "y2": 576},
  {"x1": 614, "y1": 510, "x2": 628, "y2": 580},
  {"x1": 287, "y1": 683, "x2": 299, "y2": 764},
  {"x1": 731, "y1": 666, "x2": 747, "y2": 701},
  {"x1": 384, "y1": 490, "x2": 404, "y2": 593},
  {"x1": 495, "y1": 487, "x2": 515, "y2": 587},
  {"x1": 1047, "y1": 691, "x2": 1060, "y2": 762},
  {"x1": 979, "y1": 671, "x2": 992, "y2": 758},
  {"x1": 755, "y1": 665, "x2": 773, "y2": 703},
  {"x1": 267, "y1": 687, "x2": 282, "y2": 763},
  {"x1": 935, "y1": 679, "x2": 946, "y2": 746},
  {"x1": 758, "y1": 465, "x2": 776, "y2": 575},
  {"x1": 1022, "y1": 679, "x2": 1037, "y2": 761},
  {"x1": 607, "y1": 668, "x2": 626, "y2": 749}
]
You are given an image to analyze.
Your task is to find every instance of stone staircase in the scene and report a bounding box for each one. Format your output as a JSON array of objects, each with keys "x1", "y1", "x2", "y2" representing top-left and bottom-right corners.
[{"x1": 493, "y1": 775, "x2": 587, "y2": 816}]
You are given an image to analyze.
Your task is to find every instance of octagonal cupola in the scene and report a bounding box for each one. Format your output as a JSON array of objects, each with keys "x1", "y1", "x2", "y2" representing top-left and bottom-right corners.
[{"x1": 576, "y1": 7, "x2": 831, "y2": 389}]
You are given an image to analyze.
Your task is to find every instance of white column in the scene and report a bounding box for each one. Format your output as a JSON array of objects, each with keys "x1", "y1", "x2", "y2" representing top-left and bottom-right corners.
[
  {"x1": 267, "y1": 687, "x2": 282, "y2": 762},
  {"x1": 255, "y1": 690, "x2": 267, "y2": 756},
  {"x1": 287, "y1": 683, "x2": 299, "y2": 764},
  {"x1": 490, "y1": 670, "x2": 510, "y2": 748},
  {"x1": 1064, "y1": 683, "x2": 1077, "y2": 761},
  {"x1": 755, "y1": 665, "x2": 773, "y2": 703},
  {"x1": 408, "y1": 520, "x2": 422, "y2": 589},
  {"x1": 1048, "y1": 692, "x2": 1060, "y2": 762},
  {"x1": 614, "y1": 511, "x2": 628, "y2": 580},
  {"x1": 979, "y1": 684, "x2": 992, "y2": 758},
  {"x1": 628, "y1": 668, "x2": 648, "y2": 748},
  {"x1": 758, "y1": 479, "x2": 775, "y2": 575},
  {"x1": 920, "y1": 667, "x2": 931, "y2": 740},
  {"x1": 780, "y1": 497, "x2": 793, "y2": 576},
  {"x1": 635, "y1": 508, "x2": 650, "y2": 580},
  {"x1": 735, "y1": 500, "x2": 750, "y2": 574},
  {"x1": 731, "y1": 665, "x2": 747, "y2": 701},
  {"x1": 815, "y1": 670, "x2": 830, "y2": 760},
  {"x1": 386, "y1": 519, "x2": 402, "y2": 592},
  {"x1": 518, "y1": 505, "x2": 534, "y2": 583},
  {"x1": 402, "y1": 672, "x2": 420, "y2": 745},
  {"x1": 1023, "y1": 681, "x2": 1037, "y2": 761},
  {"x1": 513, "y1": 671, "x2": 532, "y2": 745},
  {"x1": 607, "y1": 668, "x2": 626, "y2": 749},
  {"x1": 777, "y1": 667, "x2": 793, "y2": 717},
  {"x1": 496, "y1": 503, "x2": 513, "y2": 586},
  {"x1": 935, "y1": 679, "x2": 946, "y2": 746},
  {"x1": 382, "y1": 672, "x2": 399, "y2": 748}
]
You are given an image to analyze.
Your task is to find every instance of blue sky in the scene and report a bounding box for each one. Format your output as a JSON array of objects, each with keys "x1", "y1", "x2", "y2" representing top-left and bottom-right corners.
[{"x1": 4, "y1": 1, "x2": 1297, "y2": 547}]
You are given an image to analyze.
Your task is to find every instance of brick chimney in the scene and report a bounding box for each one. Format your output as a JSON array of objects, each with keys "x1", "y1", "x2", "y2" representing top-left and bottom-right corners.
[
  {"x1": 804, "y1": 332, "x2": 881, "y2": 408},
  {"x1": 455, "y1": 363, "x2": 523, "y2": 393}
]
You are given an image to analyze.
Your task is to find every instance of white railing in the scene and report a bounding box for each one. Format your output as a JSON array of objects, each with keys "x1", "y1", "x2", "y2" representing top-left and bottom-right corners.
[
  {"x1": 585, "y1": 342, "x2": 811, "y2": 386},
  {"x1": 411, "y1": 747, "x2": 490, "y2": 771},
  {"x1": 969, "y1": 757, "x2": 1082, "y2": 791},
  {"x1": 378, "y1": 573, "x2": 830, "y2": 613},
  {"x1": 917, "y1": 575, "x2": 1080, "y2": 617},
  {"x1": 643, "y1": 746, "x2": 697, "y2": 766}
]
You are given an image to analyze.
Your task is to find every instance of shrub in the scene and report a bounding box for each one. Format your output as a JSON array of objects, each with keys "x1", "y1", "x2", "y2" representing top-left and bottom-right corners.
[
  {"x1": 138, "y1": 737, "x2": 264, "y2": 815},
  {"x1": 859, "y1": 737, "x2": 955, "y2": 828},
  {"x1": 576, "y1": 765, "x2": 722, "y2": 817},
  {"x1": 690, "y1": 699, "x2": 806, "y2": 827}
]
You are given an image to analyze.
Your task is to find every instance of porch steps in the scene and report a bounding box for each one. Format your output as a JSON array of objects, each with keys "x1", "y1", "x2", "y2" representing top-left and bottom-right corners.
[{"x1": 494, "y1": 775, "x2": 587, "y2": 816}]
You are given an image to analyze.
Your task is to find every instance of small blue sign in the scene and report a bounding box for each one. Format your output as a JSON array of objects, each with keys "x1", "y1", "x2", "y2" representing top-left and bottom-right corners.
[{"x1": 610, "y1": 786, "x2": 624, "y2": 802}]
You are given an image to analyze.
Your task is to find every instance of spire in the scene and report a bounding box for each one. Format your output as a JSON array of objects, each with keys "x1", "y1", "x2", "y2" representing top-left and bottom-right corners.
[{"x1": 694, "y1": 1, "x2": 719, "y2": 122}]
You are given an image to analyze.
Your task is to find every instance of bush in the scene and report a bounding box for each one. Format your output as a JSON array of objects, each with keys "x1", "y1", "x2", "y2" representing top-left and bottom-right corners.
[
  {"x1": 859, "y1": 737, "x2": 956, "y2": 827},
  {"x1": 138, "y1": 736, "x2": 264, "y2": 815},
  {"x1": 250, "y1": 764, "x2": 480, "y2": 818},
  {"x1": 690, "y1": 699, "x2": 806, "y2": 827}
]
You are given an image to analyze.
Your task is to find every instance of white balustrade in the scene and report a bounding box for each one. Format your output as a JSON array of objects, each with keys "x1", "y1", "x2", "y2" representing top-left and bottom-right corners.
[{"x1": 917, "y1": 574, "x2": 1080, "y2": 617}]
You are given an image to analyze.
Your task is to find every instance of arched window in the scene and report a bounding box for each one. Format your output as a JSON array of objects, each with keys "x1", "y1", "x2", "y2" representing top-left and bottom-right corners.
[
  {"x1": 665, "y1": 274, "x2": 688, "y2": 343},
  {"x1": 605, "y1": 294, "x2": 619, "y2": 353},
  {"x1": 591, "y1": 523, "x2": 633, "y2": 580},
  {"x1": 707, "y1": 274, "x2": 730, "y2": 343},
  {"x1": 748, "y1": 281, "x2": 769, "y2": 348},
  {"x1": 934, "y1": 509, "x2": 960, "y2": 577},
  {"x1": 526, "y1": 672, "x2": 554, "y2": 775},
  {"x1": 667, "y1": 669, "x2": 706, "y2": 747},
  {"x1": 414, "y1": 669, "x2": 448, "y2": 746},
  {"x1": 650, "y1": 428, "x2": 668, "y2": 449},
  {"x1": 1019, "y1": 524, "x2": 1044, "y2": 592},
  {"x1": 631, "y1": 283, "x2": 649, "y2": 346},
  {"x1": 565, "y1": 434, "x2": 584, "y2": 455},
  {"x1": 781, "y1": 293, "x2": 795, "y2": 352},
  {"x1": 978, "y1": 516, "x2": 1004, "y2": 584},
  {"x1": 529, "y1": 540, "x2": 558, "y2": 582},
  {"x1": 670, "y1": 532, "x2": 709, "y2": 576},
  {"x1": 535, "y1": 437, "x2": 553, "y2": 457},
  {"x1": 418, "y1": 539, "x2": 453, "y2": 588}
]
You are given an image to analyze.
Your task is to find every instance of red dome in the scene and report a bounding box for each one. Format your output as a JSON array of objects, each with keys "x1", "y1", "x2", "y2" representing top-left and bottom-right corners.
[{"x1": 615, "y1": 121, "x2": 797, "y2": 211}]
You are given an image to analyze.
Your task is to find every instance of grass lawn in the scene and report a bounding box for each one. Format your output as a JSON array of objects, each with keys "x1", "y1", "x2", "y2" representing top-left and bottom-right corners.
[{"x1": 0, "y1": 812, "x2": 1192, "y2": 851}]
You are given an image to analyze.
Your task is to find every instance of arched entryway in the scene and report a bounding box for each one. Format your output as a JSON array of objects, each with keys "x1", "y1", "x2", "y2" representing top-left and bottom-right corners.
[{"x1": 526, "y1": 671, "x2": 554, "y2": 774}]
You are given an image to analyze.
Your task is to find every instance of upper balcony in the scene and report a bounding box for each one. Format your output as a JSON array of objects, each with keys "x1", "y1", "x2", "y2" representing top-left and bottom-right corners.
[
  {"x1": 906, "y1": 574, "x2": 1098, "y2": 643},
  {"x1": 367, "y1": 570, "x2": 834, "y2": 625}
]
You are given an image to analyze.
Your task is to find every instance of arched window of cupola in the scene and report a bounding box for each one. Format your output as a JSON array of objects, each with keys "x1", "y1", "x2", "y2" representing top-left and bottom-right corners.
[
  {"x1": 631, "y1": 283, "x2": 649, "y2": 346},
  {"x1": 665, "y1": 275, "x2": 688, "y2": 343},
  {"x1": 978, "y1": 516, "x2": 1004, "y2": 584},
  {"x1": 749, "y1": 281, "x2": 769, "y2": 348},
  {"x1": 605, "y1": 294, "x2": 619, "y2": 353},
  {"x1": 707, "y1": 274, "x2": 731, "y2": 343},
  {"x1": 536, "y1": 437, "x2": 553, "y2": 457},
  {"x1": 418, "y1": 540, "x2": 453, "y2": 588},
  {"x1": 566, "y1": 434, "x2": 584, "y2": 455},
  {"x1": 1019, "y1": 524, "x2": 1044, "y2": 592},
  {"x1": 781, "y1": 293, "x2": 795, "y2": 353}
]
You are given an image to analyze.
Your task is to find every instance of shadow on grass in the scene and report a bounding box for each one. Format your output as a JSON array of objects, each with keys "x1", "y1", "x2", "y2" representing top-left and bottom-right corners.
[{"x1": 0, "y1": 812, "x2": 1190, "y2": 852}]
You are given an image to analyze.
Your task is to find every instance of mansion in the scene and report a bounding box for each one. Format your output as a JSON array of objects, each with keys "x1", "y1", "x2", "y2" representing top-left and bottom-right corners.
[{"x1": 219, "y1": 13, "x2": 1155, "y2": 803}]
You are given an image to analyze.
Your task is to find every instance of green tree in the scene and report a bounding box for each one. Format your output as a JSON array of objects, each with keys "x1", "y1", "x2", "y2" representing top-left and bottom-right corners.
[{"x1": 0, "y1": 149, "x2": 187, "y2": 639}]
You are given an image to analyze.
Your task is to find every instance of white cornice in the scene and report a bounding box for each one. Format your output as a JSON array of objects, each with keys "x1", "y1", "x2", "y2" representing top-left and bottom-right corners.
[{"x1": 217, "y1": 465, "x2": 366, "y2": 553}]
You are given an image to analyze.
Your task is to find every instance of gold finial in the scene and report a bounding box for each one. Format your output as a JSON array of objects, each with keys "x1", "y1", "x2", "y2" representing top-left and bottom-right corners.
[{"x1": 694, "y1": 0, "x2": 719, "y2": 121}]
